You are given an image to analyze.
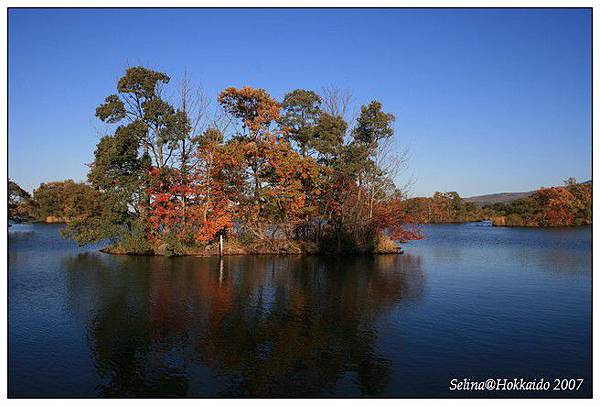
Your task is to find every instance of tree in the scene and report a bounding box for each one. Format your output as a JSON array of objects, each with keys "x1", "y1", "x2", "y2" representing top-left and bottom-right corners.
[
  {"x1": 31, "y1": 180, "x2": 102, "y2": 223},
  {"x1": 65, "y1": 67, "x2": 202, "y2": 250},
  {"x1": 8, "y1": 179, "x2": 32, "y2": 221},
  {"x1": 352, "y1": 101, "x2": 395, "y2": 149},
  {"x1": 95, "y1": 66, "x2": 191, "y2": 169},
  {"x1": 565, "y1": 181, "x2": 592, "y2": 225},
  {"x1": 218, "y1": 86, "x2": 280, "y2": 139},
  {"x1": 145, "y1": 138, "x2": 236, "y2": 252},
  {"x1": 394, "y1": 197, "x2": 431, "y2": 224},
  {"x1": 532, "y1": 187, "x2": 577, "y2": 226},
  {"x1": 280, "y1": 89, "x2": 322, "y2": 156},
  {"x1": 32, "y1": 182, "x2": 64, "y2": 219},
  {"x1": 349, "y1": 101, "x2": 397, "y2": 218},
  {"x1": 177, "y1": 71, "x2": 212, "y2": 175},
  {"x1": 255, "y1": 137, "x2": 321, "y2": 237},
  {"x1": 564, "y1": 177, "x2": 578, "y2": 186},
  {"x1": 63, "y1": 124, "x2": 150, "y2": 246},
  {"x1": 310, "y1": 113, "x2": 347, "y2": 165},
  {"x1": 217, "y1": 86, "x2": 280, "y2": 202},
  {"x1": 218, "y1": 86, "x2": 321, "y2": 239},
  {"x1": 320, "y1": 85, "x2": 353, "y2": 122}
]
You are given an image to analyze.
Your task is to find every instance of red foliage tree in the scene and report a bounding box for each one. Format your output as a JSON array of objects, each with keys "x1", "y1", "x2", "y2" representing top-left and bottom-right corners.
[{"x1": 373, "y1": 198, "x2": 423, "y2": 242}]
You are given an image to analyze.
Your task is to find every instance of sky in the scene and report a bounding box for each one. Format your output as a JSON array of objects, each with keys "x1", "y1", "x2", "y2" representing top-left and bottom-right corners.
[{"x1": 8, "y1": 8, "x2": 591, "y2": 197}]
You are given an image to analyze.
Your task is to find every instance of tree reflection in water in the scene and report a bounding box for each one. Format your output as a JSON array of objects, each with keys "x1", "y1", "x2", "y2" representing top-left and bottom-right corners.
[{"x1": 63, "y1": 254, "x2": 424, "y2": 397}]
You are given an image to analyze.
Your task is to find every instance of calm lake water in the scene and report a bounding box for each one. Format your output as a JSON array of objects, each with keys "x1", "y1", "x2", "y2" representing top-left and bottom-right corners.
[{"x1": 8, "y1": 222, "x2": 591, "y2": 397}]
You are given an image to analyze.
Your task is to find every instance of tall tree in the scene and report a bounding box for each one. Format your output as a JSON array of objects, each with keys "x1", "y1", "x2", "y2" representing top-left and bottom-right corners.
[
  {"x1": 351, "y1": 101, "x2": 396, "y2": 218},
  {"x1": 65, "y1": 67, "x2": 197, "y2": 249},
  {"x1": 95, "y1": 66, "x2": 191, "y2": 169},
  {"x1": 280, "y1": 89, "x2": 322, "y2": 156},
  {"x1": 218, "y1": 86, "x2": 280, "y2": 139},
  {"x1": 218, "y1": 86, "x2": 320, "y2": 238}
]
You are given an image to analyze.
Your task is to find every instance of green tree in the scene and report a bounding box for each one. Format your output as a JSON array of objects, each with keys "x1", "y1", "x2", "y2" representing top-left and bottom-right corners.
[
  {"x1": 351, "y1": 101, "x2": 396, "y2": 218},
  {"x1": 95, "y1": 66, "x2": 191, "y2": 169},
  {"x1": 310, "y1": 113, "x2": 347, "y2": 165},
  {"x1": 280, "y1": 89, "x2": 322, "y2": 156},
  {"x1": 63, "y1": 126, "x2": 150, "y2": 247},
  {"x1": 352, "y1": 101, "x2": 395, "y2": 151}
]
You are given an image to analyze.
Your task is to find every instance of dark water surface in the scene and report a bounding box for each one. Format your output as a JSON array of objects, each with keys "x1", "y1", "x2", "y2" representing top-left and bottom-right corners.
[{"x1": 8, "y1": 223, "x2": 591, "y2": 397}]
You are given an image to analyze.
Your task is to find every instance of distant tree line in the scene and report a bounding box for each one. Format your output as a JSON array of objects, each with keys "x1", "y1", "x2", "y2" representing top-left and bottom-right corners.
[
  {"x1": 484, "y1": 178, "x2": 591, "y2": 227},
  {"x1": 8, "y1": 179, "x2": 100, "y2": 223},
  {"x1": 396, "y1": 178, "x2": 592, "y2": 227},
  {"x1": 395, "y1": 191, "x2": 482, "y2": 224}
]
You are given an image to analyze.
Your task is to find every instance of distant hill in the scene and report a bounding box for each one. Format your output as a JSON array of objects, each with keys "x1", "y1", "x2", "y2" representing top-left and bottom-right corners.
[
  {"x1": 465, "y1": 180, "x2": 591, "y2": 206},
  {"x1": 464, "y1": 191, "x2": 534, "y2": 206}
]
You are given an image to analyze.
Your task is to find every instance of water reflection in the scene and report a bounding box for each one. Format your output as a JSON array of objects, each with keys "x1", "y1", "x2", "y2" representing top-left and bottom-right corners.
[
  {"x1": 10, "y1": 224, "x2": 591, "y2": 397},
  {"x1": 63, "y1": 254, "x2": 425, "y2": 397}
]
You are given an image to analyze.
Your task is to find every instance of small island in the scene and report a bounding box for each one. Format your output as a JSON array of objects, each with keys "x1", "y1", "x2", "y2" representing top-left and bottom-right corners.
[{"x1": 10, "y1": 67, "x2": 420, "y2": 256}]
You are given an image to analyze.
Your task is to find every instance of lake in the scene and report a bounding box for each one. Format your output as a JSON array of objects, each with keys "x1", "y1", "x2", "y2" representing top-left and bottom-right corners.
[{"x1": 8, "y1": 222, "x2": 591, "y2": 397}]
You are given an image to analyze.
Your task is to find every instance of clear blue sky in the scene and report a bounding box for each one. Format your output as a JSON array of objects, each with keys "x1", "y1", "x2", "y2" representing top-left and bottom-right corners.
[{"x1": 9, "y1": 8, "x2": 591, "y2": 197}]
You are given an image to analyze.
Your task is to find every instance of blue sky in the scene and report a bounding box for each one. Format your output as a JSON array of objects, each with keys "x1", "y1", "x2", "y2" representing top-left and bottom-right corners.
[{"x1": 8, "y1": 8, "x2": 591, "y2": 197}]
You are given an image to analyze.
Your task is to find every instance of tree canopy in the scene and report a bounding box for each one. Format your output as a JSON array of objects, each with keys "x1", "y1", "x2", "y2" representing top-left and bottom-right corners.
[{"x1": 59, "y1": 66, "x2": 416, "y2": 254}]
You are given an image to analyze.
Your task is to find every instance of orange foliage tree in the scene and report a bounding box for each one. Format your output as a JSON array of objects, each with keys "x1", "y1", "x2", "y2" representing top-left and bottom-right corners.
[
  {"x1": 146, "y1": 141, "x2": 236, "y2": 248},
  {"x1": 216, "y1": 87, "x2": 322, "y2": 239},
  {"x1": 531, "y1": 187, "x2": 577, "y2": 226},
  {"x1": 218, "y1": 87, "x2": 281, "y2": 137}
]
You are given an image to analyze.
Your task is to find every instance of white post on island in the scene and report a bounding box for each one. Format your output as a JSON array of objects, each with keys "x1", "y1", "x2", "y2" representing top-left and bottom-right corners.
[
  {"x1": 219, "y1": 255, "x2": 224, "y2": 284},
  {"x1": 219, "y1": 234, "x2": 224, "y2": 257}
]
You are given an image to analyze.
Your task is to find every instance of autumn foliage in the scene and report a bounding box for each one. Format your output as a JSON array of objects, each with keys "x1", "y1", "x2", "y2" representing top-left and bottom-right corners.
[
  {"x1": 61, "y1": 67, "x2": 425, "y2": 254},
  {"x1": 487, "y1": 181, "x2": 592, "y2": 227},
  {"x1": 146, "y1": 142, "x2": 235, "y2": 249},
  {"x1": 396, "y1": 180, "x2": 592, "y2": 228},
  {"x1": 395, "y1": 192, "x2": 482, "y2": 224}
]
